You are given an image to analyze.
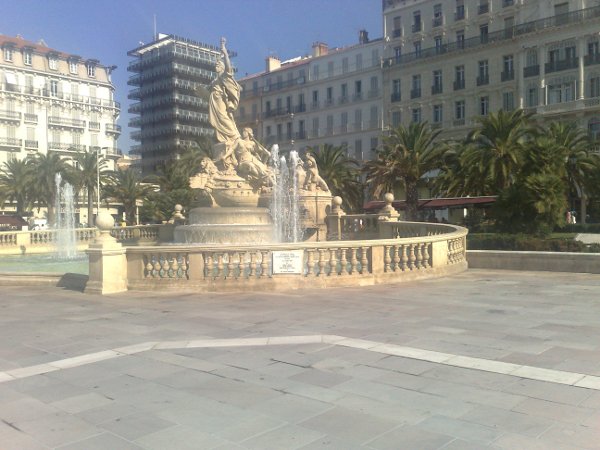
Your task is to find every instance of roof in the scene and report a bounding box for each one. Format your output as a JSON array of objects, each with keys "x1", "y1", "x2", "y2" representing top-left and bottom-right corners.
[
  {"x1": 0, "y1": 34, "x2": 77, "y2": 60},
  {"x1": 0, "y1": 215, "x2": 28, "y2": 227},
  {"x1": 363, "y1": 196, "x2": 497, "y2": 212}
]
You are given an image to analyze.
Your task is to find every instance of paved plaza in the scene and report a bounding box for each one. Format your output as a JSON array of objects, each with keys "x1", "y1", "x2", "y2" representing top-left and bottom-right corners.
[{"x1": 1, "y1": 269, "x2": 600, "y2": 449}]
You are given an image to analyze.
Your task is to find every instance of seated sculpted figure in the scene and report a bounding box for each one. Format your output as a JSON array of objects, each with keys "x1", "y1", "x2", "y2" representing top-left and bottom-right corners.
[
  {"x1": 235, "y1": 127, "x2": 273, "y2": 185},
  {"x1": 303, "y1": 153, "x2": 329, "y2": 192}
]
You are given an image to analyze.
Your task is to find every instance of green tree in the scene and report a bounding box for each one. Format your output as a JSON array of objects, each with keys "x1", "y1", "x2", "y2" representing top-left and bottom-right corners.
[
  {"x1": 0, "y1": 159, "x2": 35, "y2": 216},
  {"x1": 70, "y1": 150, "x2": 108, "y2": 226},
  {"x1": 29, "y1": 153, "x2": 70, "y2": 226},
  {"x1": 103, "y1": 169, "x2": 153, "y2": 225},
  {"x1": 308, "y1": 144, "x2": 363, "y2": 212},
  {"x1": 364, "y1": 122, "x2": 441, "y2": 221}
]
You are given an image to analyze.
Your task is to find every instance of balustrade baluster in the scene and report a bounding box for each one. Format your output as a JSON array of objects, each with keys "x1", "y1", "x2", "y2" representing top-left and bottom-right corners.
[
  {"x1": 217, "y1": 253, "x2": 225, "y2": 278},
  {"x1": 400, "y1": 245, "x2": 408, "y2": 271},
  {"x1": 318, "y1": 249, "x2": 327, "y2": 276},
  {"x1": 422, "y1": 244, "x2": 430, "y2": 268},
  {"x1": 339, "y1": 248, "x2": 348, "y2": 276},
  {"x1": 306, "y1": 249, "x2": 315, "y2": 276},
  {"x1": 205, "y1": 253, "x2": 213, "y2": 278},
  {"x1": 260, "y1": 250, "x2": 269, "y2": 277},
  {"x1": 227, "y1": 252, "x2": 236, "y2": 278},
  {"x1": 384, "y1": 245, "x2": 392, "y2": 272},
  {"x1": 179, "y1": 253, "x2": 189, "y2": 278},
  {"x1": 416, "y1": 243, "x2": 423, "y2": 269},
  {"x1": 409, "y1": 244, "x2": 416, "y2": 270},
  {"x1": 360, "y1": 247, "x2": 368, "y2": 274},
  {"x1": 393, "y1": 245, "x2": 400, "y2": 272},
  {"x1": 349, "y1": 247, "x2": 358, "y2": 274},
  {"x1": 329, "y1": 248, "x2": 338, "y2": 276},
  {"x1": 249, "y1": 251, "x2": 257, "y2": 277},
  {"x1": 171, "y1": 254, "x2": 179, "y2": 277}
]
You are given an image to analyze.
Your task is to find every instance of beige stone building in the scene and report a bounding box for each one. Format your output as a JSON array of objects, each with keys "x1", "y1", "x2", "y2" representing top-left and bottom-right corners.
[
  {"x1": 382, "y1": 0, "x2": 600, "y2": 142},
  {"x1": 0, "y1": 35, "x2": 121, "y2": 221},
  {"x1": 237, "y1": 31, "x2": 384, "y2": 162}
]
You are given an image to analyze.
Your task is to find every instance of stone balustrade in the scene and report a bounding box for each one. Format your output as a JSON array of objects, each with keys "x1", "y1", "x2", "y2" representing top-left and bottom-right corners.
[{"x1": 116, "y1": 221, "x2": 467, "y2": 293}]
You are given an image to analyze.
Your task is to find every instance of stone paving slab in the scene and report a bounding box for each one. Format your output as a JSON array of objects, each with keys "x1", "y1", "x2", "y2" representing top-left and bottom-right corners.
[{"x1": 1, "y1": 269, "x2": 600, "y2": 448}]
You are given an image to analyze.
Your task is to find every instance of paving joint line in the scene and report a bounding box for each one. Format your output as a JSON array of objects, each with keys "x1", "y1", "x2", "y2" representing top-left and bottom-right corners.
[{"x1": 1, "y1": 334, "x2": 599, "y2": 390}]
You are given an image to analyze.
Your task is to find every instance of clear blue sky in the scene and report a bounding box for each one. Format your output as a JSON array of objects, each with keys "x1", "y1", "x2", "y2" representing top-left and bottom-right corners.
[{"x1": 1, "y1": 0, "x2": 382, "y2": 153}]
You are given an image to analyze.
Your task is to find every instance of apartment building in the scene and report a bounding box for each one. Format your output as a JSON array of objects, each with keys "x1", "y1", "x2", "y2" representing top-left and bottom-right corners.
[
  {"x1": 382, "y1": 0, "x2": 600, "y2": 140},
  {"x1": 127, "y1": 34, "x2": 222, "y2": 175},
  {"x1": 0, "y1": 35, "x2": 120, "y2": 168},
  {"x1": 237, "y1": 31, "x2": 384, "y2": 162}
]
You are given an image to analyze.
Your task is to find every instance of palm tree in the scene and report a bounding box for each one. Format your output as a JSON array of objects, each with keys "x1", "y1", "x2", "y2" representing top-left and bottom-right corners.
[
  {"x1": 29, "y1": 153, "x2": 70, "y2": 226},
  {"x1": 308, "y1": 144, "x2": 363, "y2": 212},
  {"x1": 0, "y1": 159, "x2": 35, "y2": 216},
  {"x1": 463, "y1": 109, "x2": 535, "y2": 193},
  {"x1": 70, "y1": 150, "x2": 108, "y2": 226},
  {"x1": 364, "y1": 122, "x2": 441, "y2": 221},
  {"x1": 546, "y1": 121, "x2": 594, "y2": 224},
  {"x1": 103, "y1": 169, "x2": 153, "y2": 225}
]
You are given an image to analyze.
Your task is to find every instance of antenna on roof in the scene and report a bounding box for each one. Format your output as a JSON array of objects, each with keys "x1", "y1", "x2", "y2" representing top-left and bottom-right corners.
[{"x1": 153, "y1": 14, "x2": 157, "y2": 40}]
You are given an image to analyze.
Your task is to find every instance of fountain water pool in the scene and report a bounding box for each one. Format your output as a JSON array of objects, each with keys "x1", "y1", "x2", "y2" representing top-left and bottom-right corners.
[{"x1": 54, "y1": 173, "x2": 78, "y2": 259}]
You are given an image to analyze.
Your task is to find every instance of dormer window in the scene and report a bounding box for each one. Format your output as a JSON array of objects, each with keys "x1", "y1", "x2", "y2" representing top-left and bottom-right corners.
[
  {"x1": 49, "y1": 56, "x2": 58, "y2": 70},
  {"x1": 4, "y1": 47, "x2": 13, "y2": 62},
  {"x1": 69, "y1": 60, "x2": 78, "y2": 74},
  {"x1": 86, "y1": 64, "x2": 96, "y2": 77},
  {"x1": 23, "y1": 50, "x2": 32, "y2": 65}
]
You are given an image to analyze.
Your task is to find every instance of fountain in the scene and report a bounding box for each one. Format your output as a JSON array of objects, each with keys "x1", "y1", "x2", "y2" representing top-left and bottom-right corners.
[
  {"x1": 54, "y1": 173, "x2": 78, "y2": 259},
  {"x1": 174, "y1": 37, "x2": 330, "y2": 245}
]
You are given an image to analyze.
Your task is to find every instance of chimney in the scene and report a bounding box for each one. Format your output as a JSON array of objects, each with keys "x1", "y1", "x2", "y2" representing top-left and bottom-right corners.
[
  {"x1": 312, "y1": 42, "x2": 328, "y2": 57},
  {"x1": 359, "y1": 29, "x2": 369, "y2": 44},
  {"x1": 265, "y1": 56, "x2": 281, "y2": 73}
]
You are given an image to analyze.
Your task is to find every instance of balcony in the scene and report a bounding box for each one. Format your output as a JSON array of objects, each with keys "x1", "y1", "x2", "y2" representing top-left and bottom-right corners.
[
  {"x1": 432, "y1": 16, "x2": 444, "y2": 28},
  {"x1": 393, "y1": 28, "x2": 402, "y2": 38},
  {"x1": 89, "y1": 121, "x2": 100, "y2": 131},
  {"x1": 502, "y1": 0, "x2": 514, "y2": 6},
  {"x1": 584, "y1": 53, "x2": 600, "y2": 66},
  {"x1": 523, "y1": 65, "x2": 540, "y2": 77},
  {"x1": 545, "y1": 58, "x2": 578, "y2": 74},
  {"x1": 431, "y1": 84, "x2": 443, "y2": 95},
  {"x1": 24, "y1": 113, "x2": 38, "y2": 123},
  {"x1": 24, "y1": 140, "x2": 38, "y2": 149},
  {"x1": 48, "y1": 116, "x2": 85, "y2": 128},
  {"x1": 48, "y1": 142, "x2": 86, "y2": 152},
  {"x1": 410, "y1": 88, "x2": 421, "y2": 99},
  {"x1": 501, "y1": 70, "x2": 515, "y2": 82},
  {"x1": 0, "y1": 110, "x2": 21, "y2": 122},
  {"x1": 453, "y1": 118, "x2": 465, "y2": 126},
  {"x1": 455, "y1": 7, "x2": 465, "y2": 21},
  {"x1": 412, "y1": 22, "x2": 422, "y2": 33},
  {"x1": 368, "y1": 88, "x2": 380, "y2": 98},
  {"x1": 476, "y1": 75, "x2": 489, "y2": 86},
  {"x1": 338, "y1": 96, "x2": 349, "y2": 105},
  {"x1": 310, "y1": 101, "x2": 320, "y2": 110},
  {"x1": 478, "y1": 3, "x2": 489, "y2": 14},
  {"x1": 106, "y1": 123, "x2": 122, "y2": 134},
  {"x1": 353, "y1": 93, "x2": 363, "y2": 102},
  {"x1": 391, "y1": 92, "x2": 402, "y2": 102},
  {"x1": 453, "y1": 79, "x2": 465, "y2": 90},
  {"x1": 0, "y1": 137, "x2": 21, "y2": 148}
]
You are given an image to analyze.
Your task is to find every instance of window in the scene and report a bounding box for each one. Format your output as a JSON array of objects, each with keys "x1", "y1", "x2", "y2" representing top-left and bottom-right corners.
[
  {"x1": 327, "y1": 61, "x2": 334, "y2": 77},
  {"x1": 455, "y1": 0, "x2": 465, "y2": 20},
  {"x1": 414, "y1": 41, "x2": 422, "y2": 57},
  {"x1": 87, "y1": 64, "x2": 96, "y2": 77},
  {"x1": 591, "y1": 77, "x2": 600, "y2": 98},
  {"x1": 434, "y1": 36, "x2": 443, "y2": 53},
  {"x1": 456, "y1": 30, "x2": 465, "y2": 49},
  {"x1": 354, "y1": 139, "x2": 363, "y2": 160},
  {"x1": 392, "y1": 111, "x2": 401, "y2": 127},
  {"x1": 526, "y1": 86, "x2": 539, "y2": 106},
  {"x1": 455, "y1": 100, "x2": 465, "y2": 120},
  {"x1": 480, "y1": 24, "x2": 489, "y2": 43},
  {"x1": 433, "y1": 104, "x2": 443, "y2": 123},
  {"x1": 502, "y1": 92, "x2": 514, "y2": 111},
  {"x1": 49, "y1": 57, "x2": 58, "y2": 70},
  {"x1": 393, "y1": 16, "x2": 402, "y2": 37},
  {"x1": 455, "y1": 65, "x2": 465, "y2": 89},
  {"x1": 502, "y1": 55, "x2": 514, "y2": 80},
  {"x1": 286, "y1": 122, "x2": 292, "y2": 140},
  {"x1": 355, "y1": 80, "x2": 362, "y2": 99},
  {"x1": 413, "y1": 11, "x2": 421, "y2": 32},
  {"x1": 371, "y1": 49, "x2": 379, "y2": 66},
  {"x1": 480, "y1": 96, "x2": 489, "y2": 115},
  {"x1": 548, "y1": 81, "x2": 575, "y2": 104},
  {"x1": 277, "y1": 124, "x2": 283, "y2": 140},
  {"x1": 589, "y1": 41, "x2": 599, "y2": 56},
  {"x1": 565, "y1": 46, "x2": 576, "y2": 61},
  {"x1": 478, "y1": 60, "x2": 489, "y2": 84},
  {"x1": 341, "y1": 112, "x2": 348, "y2": 132},
  {"x1": 355, "y1": 109, "x2": 362, "y2": 129},
  {"x1": 326, "y1": 86, "x2": 333, "y2": 105},
  {"x1": 311, "y1": 118, "x2": 319, "y2": 136},
  {"x1": 370, "y1": 76, "x2": 379, "y2": 95},
  {"x1": 370, "y1": 137, "x2": 379, "y2": 155},
  {"x1": 411, "y1": 74, "x2": 421, "y2": 98},
  {"x1": 24, "y1": 50, "x2": 32, "y2": 65},
  {"x1": 356, "y1": 53, "x2": 363, "y2": 70},
  {"x1": 342, "y1": 57, "x2": 349, "y2": 74},
  {"x1": 326, "y1": 115, "x2": 334, "y2": 134},
  {"x1": 526, "y1": 49, "x2": 538, "y2": 66},
  {"x1": 392, "y1": 79, "x2": 401, "y2": 95},
  {"x1": 411, "y1": 108, "x2": 421, "y2": 123},
  {"x1": 341, "y1": 83, "x2": 348, "y2": 102},
  {"x1": 312, "y1": 64, "x2": 319, "y2": 80},
  {"x1": 370, "y1": 105, "x2": 378, "y2": 127},
  {"x1": 588, "y1": 117, "x2": 600, "y2": 141},
  {"x1": 433, "y1": 4, "x2": 443, "y2": 27},
  {"x1": 69, "y1": 60, "x2": 78, "y2": 74},
  {"x1": 50, "y1": 80, "x2": 59, "y2": 97},
  {"x1": 394, "y1": 47, "x2": 402, "y2": 61},
  {"x1": 433, "y1": 69, "x2": 443, "y2": 92}
]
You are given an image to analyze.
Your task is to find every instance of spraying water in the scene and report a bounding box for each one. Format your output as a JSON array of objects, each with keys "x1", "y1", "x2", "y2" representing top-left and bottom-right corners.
[
  {"x1": 54, "y1": 173, "x2": 77, "y2": 259},
  {"x1": 269, "y1": 145, "x2": 304, "y2": 243}
]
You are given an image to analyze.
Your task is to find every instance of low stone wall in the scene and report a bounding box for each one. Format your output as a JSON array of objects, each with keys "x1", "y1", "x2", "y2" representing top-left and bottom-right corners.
[
  {"x1": 467, "y1": 250, "x2": 600, "y2": 274},
  {"x1": 86, "y1": 222, "x2": 468, "y2": 294}
]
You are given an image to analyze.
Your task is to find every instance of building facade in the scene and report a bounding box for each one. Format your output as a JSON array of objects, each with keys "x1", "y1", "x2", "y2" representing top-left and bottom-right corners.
[
  {"x1": 382, "y1": 0, "x2": 600, "y2": 141},
  {"x1": 127, "y1": 34, "x2": 222, "y2": 175},
  {"x1": 0, "y1": 35, "x2": 120, "y2": 165},
  {"x1": 237, "y1": 32, "x2": 384, "y2": 162},
  {"x1": 0, "y1": 35, "x2": 120, "y2": 221}
]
